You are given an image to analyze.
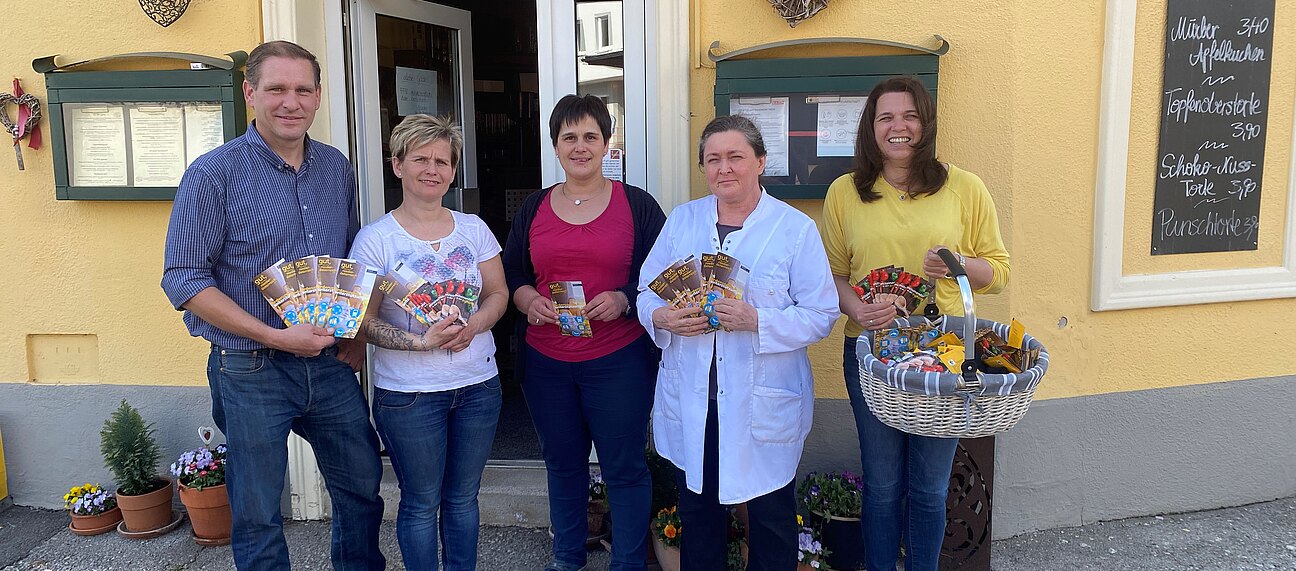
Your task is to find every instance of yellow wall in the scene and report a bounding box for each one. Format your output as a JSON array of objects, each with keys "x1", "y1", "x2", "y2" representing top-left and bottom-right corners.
[
  {"x1": 1, "y1": 2, "x2": 262, "y2": 386},
  {"x1": 7, "y1": 0, "x2": 1295, "y2": 399},
  {"x1": 690, "y1": 0, "x2": 1296, "y2": 400}
]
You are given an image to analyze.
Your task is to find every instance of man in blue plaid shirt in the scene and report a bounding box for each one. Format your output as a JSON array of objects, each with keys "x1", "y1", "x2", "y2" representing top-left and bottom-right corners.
[{"x1": 162, "y1": 41, "x2": 384, "y2": 570}]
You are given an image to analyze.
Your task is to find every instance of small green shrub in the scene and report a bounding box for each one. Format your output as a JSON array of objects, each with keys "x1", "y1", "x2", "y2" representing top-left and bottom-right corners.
[{"x1": 99, "y1": 400, "x2": 164, "y2": 496}]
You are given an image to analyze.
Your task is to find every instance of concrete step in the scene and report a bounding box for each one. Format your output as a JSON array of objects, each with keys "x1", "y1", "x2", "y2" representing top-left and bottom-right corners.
[{"x1": 379, "y1": 461, "x2": 552, "y2": 528}]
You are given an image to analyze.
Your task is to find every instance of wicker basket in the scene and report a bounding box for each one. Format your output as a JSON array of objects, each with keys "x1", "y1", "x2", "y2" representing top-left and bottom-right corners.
[{"x1": 857, "y1": 315, "x2": 1049, "y2": 439}]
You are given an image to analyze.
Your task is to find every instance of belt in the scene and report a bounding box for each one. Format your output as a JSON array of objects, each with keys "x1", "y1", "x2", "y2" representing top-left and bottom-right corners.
[{"x1": 211, "y1": 344, "x2": 338, "y2": 360}]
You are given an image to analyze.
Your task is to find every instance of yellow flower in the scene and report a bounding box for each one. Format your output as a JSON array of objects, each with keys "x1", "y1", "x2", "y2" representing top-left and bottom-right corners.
[
  {"x1": 664, "y1": 524, "x2": 677, "y2": 539},
  {"x1": 797, "y1": 514, "x2": 804, "y2": 526}
]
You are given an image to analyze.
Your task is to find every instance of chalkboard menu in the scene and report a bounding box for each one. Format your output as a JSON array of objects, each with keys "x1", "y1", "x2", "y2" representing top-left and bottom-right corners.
[{"x1": 1151, "y1": 0, "x2": 1274, "y2": 255}]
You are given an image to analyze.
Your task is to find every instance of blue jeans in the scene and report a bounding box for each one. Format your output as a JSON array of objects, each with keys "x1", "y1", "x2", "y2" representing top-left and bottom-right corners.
[
  {"x1": 372, "y1": 377, "x2": 502, "y2": 571},
  {"x1": 675, "y1": 402, "x2": 797, "y2": 571},
  {"x1": 208, "y1": 346, "x2": 386, "y2": 571},
  {"x1": 843, "y1": 337, "x2": 958, "y2": 571},
  {"x1": 522, "y1": 336, "x2": 656, "y2": 571}
]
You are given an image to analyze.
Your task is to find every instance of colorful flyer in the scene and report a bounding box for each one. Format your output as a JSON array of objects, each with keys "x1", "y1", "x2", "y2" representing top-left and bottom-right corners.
[
  {"x1": 328, "y1": 259, "x2": 363, "y2": 330},
  {"x1": 314, "y1": 256, "x2": 339, "y2": 327},
  {"x1": 388, "y1": 262, "x2": 436, "y2": 326},
  {"x1": 334, "y1": 268, "x2": 379, "y2": 338},
  {"x1": 293, "y1": 256, "x2": 320, "y2": 324},
  {"x1": 277, "y1": 258, "x2": 305, "y2": 320},
  {"x1": 254, "y1": 260, "x2": 300, "y2": 326},
  {"x1": 675, "y1": 255, "x2": 704, "y2": 307},
  {"x1": 549, "y1": 280, "x2": 592, "y2": 338}
]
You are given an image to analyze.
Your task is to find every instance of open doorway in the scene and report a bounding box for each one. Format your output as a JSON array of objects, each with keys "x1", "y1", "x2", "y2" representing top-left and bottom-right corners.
[
  {"x1": 452, "y1": 0, "x2": 546, "y2": 461},
  {"x1": 350, "y1": 0, "x2": 544, "y2": 461}
]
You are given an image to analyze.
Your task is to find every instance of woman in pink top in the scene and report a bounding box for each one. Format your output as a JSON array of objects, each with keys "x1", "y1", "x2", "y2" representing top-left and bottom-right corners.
[{"x1": 502, "y1": 94, "x2": 666, "y2": 571}]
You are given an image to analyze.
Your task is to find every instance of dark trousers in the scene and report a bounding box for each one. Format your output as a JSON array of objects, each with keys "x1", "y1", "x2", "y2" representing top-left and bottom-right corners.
[
  {"x1": 675, "y1": 402, "x2": 798, "y2": 571},
  {"x1": 207, "y1": 345, "x2": 385, "y2": 571},
  {"x1": 522, "y1": 336, "x2": 656, "y2": 571}
]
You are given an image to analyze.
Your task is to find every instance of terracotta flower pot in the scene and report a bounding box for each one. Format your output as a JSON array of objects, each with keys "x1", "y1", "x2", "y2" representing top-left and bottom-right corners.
[
  {"x1": 179, "y1": 482, "x2": 231, "y2": 543},
  {"x1": 116, "y1": 479, "x2": 175, "y2": 533},
  {"x1": 69, "y1": 506, "x2": 123, "y2": 536},
  {"x1": 797, "y1": 557, "x2": 823, "y2": 571},
  {"x1": 651, "y1": 533, "x2": 681, "y2": 571}
]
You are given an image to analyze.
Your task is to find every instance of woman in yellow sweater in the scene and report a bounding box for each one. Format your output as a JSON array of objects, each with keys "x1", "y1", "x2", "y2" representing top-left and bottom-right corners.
[{"x1": 819, "y1": 76, "x2": 1010, "y2": 571}]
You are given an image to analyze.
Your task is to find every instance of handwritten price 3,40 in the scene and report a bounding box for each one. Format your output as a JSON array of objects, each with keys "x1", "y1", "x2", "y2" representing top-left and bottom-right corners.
[{"x1": 1238, "y1": 17, "x2": 1269, "y2": 38}]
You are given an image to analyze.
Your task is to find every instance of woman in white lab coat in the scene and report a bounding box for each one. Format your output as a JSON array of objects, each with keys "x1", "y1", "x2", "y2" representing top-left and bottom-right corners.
[{"x1": 636, "y1": 114, "x2": 839, "y2": 570}]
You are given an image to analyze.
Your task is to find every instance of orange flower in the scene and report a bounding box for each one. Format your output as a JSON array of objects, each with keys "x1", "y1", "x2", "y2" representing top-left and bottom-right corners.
[{"x1": 664, "y1": 524, "x2": 677, "y2": 539}]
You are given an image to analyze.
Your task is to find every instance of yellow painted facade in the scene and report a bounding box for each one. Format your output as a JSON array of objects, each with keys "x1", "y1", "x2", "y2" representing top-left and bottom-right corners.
[
  {"x1": 0, "y1": 2, "x2": 261, "y2": 387},
  {"x1": 0, "y1": 426, "x2": 8, "y2": 502},
  {"x1": 4, "y1": 0, "x2": 1293, "y2": 406},
  {"x1": 690, "y1": 0, "x2": 1296, "y2": 400}
]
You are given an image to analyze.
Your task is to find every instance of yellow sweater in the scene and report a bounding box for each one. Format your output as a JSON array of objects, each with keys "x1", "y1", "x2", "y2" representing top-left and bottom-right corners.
[{"x1": 819, "y1": 165, "x2": 1010, "y2": 338}]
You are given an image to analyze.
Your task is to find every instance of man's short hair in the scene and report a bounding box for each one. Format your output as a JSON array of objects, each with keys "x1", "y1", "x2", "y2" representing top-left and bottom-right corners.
[{"x1": 246, "y1": 40, "x2": 322, "y2": 87}]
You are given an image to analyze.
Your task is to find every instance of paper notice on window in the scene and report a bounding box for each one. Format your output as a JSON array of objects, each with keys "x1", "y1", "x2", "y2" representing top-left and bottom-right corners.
[
  {"x1": 602, "y1": 148, "x2": 624, "y2": 181},
  {"x1": 184, "y1": 103, "x2": 225, "y2": 165},
  {"x1": 816, "y1": 96, "x2": 867, "y2": 157},
  {"x1": 396, "y1": 66, "x2": 438, "y2": 116},
  {"x1": 67, "y1": 105, "x2": 128, "y2": 187},
  {"x1": 730, "y1": 97, "x2": 789, "y2": 177},
  {"x1": 129, "y1": 104, "x2": 186, "y2": 187}
]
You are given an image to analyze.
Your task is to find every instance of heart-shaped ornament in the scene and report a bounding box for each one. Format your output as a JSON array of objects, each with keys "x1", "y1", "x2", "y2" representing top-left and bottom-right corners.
[
  {"x1": 139, "y1": 0, "x2": 193, "y2": 27},
  {"x1": 198, "y1": 425, "x2": 214, "y2": 446},
  {"x1": 0, "y1": 92, "x2": 41, "y2": 170},
  {"x1": 769, "y1": 0, "x2": 828, "y2": 28}
]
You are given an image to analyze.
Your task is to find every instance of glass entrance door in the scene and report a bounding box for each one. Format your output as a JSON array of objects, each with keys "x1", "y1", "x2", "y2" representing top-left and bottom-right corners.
[
  {"x1": 353, "y1": 0, "x2": 477, "y2": 224},
  {"x1": 538, "y1": 0, "x2": 646, "y2": 189}
]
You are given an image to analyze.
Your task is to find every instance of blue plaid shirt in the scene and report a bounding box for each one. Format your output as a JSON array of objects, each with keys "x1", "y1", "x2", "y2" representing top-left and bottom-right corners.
[{"x1": 162, "y1": 123, "x2": 359, "y2": 350}]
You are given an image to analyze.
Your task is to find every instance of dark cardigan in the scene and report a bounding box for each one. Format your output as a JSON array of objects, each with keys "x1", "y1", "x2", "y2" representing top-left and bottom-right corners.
[{"x1": 502, "y1": 182, "x2": 667, "y2": 374}]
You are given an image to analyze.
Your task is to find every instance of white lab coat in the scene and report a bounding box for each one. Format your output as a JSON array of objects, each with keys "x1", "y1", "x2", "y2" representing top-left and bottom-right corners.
[{"x1": 637, "y1": 191, "x2": 840, "y2": 504}]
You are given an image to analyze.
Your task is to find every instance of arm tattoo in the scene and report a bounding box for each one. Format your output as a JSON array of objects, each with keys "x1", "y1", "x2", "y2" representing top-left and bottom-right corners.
[{"x1": 361, "y1": 317, "x2": 423, "y2": 351}]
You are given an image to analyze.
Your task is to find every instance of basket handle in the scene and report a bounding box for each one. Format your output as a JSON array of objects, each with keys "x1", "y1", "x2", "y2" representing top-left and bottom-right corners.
[{"x1": 936, "y1": 248, "x2": 979, "y2": 388}]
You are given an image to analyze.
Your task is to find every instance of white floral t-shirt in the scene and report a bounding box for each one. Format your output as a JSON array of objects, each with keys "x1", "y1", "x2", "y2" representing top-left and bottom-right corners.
[{"x1": 349, "y1": 210, "x2": 502, "y2": 392}]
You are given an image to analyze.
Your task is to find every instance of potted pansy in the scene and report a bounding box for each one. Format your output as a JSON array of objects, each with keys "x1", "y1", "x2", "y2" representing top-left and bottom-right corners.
[
  {"x1": 799, "y1": 470, "x2": 866, "y2": 570},
  {"x1": 172, "y1": 428, "x2": 230, "y2": 546},
  {"x1": 64, "y1": 483, "x2": 121, "y2": 536},
  {"x1": 796, "y1": 514, "x2": 830, "y2": 570},
  {"x1": 650, "y1": 505, "x2": 682, "y2": 571}
]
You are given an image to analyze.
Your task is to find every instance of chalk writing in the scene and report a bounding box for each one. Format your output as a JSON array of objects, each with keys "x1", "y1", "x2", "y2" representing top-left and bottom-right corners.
[{"x1": 1151, "y1": 0, "x2": 1273, "y2": 255}]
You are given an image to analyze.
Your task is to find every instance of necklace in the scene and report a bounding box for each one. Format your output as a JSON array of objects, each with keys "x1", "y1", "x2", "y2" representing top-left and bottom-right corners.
[
  {"x1": 561, "y1": 180, "x2": 606, "y2": 206},
  {"x1": 883, "y1": 172, "x2": 912, "y2": 201}
]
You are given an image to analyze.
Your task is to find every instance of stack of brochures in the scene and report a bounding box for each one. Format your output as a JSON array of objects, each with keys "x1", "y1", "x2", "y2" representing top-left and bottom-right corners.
[
  {"x1": 255, "y1": 256, "x2": 379, "y2": 338},
  {"x1": 376, "y1": 262, "x2": 480, "y2": 328},
  {"x1": 648, "y1": 253, "x2": 750, "y2": 332}
]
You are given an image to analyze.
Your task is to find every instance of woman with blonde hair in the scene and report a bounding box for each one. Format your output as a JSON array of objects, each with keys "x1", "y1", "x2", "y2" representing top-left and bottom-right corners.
[{"x1": 349, "y1": 114, "x2": 508, "y2": 570}]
